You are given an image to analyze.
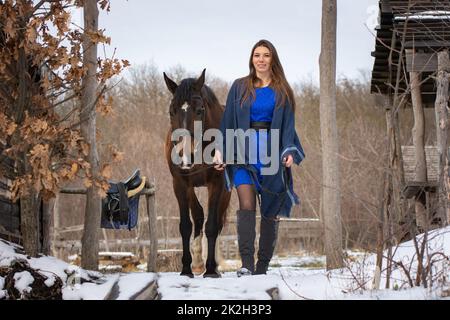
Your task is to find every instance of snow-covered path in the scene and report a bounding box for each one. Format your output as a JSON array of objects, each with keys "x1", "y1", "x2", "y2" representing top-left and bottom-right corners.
[{"x1": 1, "y1": 226, "x2": 450, "y2": 300}]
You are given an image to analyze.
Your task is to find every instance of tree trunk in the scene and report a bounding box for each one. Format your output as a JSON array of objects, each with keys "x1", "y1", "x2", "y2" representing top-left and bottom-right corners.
[
  {"x1": 20, "y1": 183, "x2": 40, "y2": 257},
  {"x1": 434, "y1": 50, "x2": 450, "y2": 226},
  {"x1": 389, "y1": 28, "x2": 407, "y2": 242},
  {"x1": 410, "y1": 72, "x2": 427, "y2": 182},
  {"x1": 15, "y1": 33, "x2": 40, "y2": 257},
  {"x1": 384, "y1": 106, "x2": 396, "y2": 288},
  {"x1": 80, "y1": 0, "x2": 101, "y2": 270},
  {"x1": 373, "y1": 170, "x2": 388, "y2": 290},
  {"x1": 319, "y1": 0, "x2": 343, "y2": 270},
  {"x1": 409, "y1": 68, "x2": 428, "y2": 229},
  {"x1": 386, "y1": 105, "x2": 405, "y2": 243}
]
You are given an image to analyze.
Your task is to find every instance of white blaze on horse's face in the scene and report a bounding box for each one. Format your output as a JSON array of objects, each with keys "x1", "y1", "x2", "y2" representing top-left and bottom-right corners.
[
  {"x1": 181, "y1": 103, "x2": 189, "y2": 112},
  {"x1": 181, "y1": 102, "x2": 189, "y2": 130}
]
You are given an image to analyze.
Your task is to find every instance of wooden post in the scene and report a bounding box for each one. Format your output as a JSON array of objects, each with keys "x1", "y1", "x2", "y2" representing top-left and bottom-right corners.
[
  {"x1": 319, "y1": 0, "x2": 344, "y2": 270},
  {"x1": 434, "y1": 50, "x2": 450, "y2": 226},
  {"x1": 80, "y1": 0, "x2": 102, "y2": 270},
  {"x1": 42, "y1": 197, "x2": 55, "y2": 256},
  {"x1": 146, "y1": 183, "x2": 157, "y2": 272},
  {"x1": 408, "y1": 51, "x2": 428, "y2": 230}
]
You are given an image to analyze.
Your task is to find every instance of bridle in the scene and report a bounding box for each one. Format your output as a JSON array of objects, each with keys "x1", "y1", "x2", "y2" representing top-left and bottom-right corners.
[{"x1": 170, "y1": 94, "x2": 208, "y2": 174}]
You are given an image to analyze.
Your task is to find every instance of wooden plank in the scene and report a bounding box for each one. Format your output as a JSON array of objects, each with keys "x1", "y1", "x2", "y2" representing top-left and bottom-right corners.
[
  {"x1": 0, "y1": 214, "x2": 20, "y2": 234},
  {"x1": 130, "y1": 281, "x2": 158, "y2": 300},
  {"x1": 0, "y1": 229, "x2": 22, "y2": 244},
  {"x1": 406, "y1": 52, "x2": 437, "y2": 72},
  {"x1": 0, "y1": 177, "x2": 12, "y2": 200},
  {"x1": 53, "y1": 228, "x2": 323, "y2": 250},
  {"x1": 402, "y1": 181, "x2": 437, "y2": 199},
  {"x1": 55, "y1": 224, "x2": 84, "y2": 233},
  {"x1": 402, "y1": 146, "x2": 446, "y2": 183},
  {"x1": 404, "y1": 40, "x2": 450, "y2": 49},
  {"x1": 0, "y1": 199, "x2": 20, "y2": 232},
  {"x1": 60, "y1": 186, "x2": 155, "y2": 196}
]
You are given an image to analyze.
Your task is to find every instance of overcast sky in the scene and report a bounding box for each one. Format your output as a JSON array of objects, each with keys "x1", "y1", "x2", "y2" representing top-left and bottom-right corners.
[{"x1": 75, "y1": 0, "x2": 379, "y2": 84}]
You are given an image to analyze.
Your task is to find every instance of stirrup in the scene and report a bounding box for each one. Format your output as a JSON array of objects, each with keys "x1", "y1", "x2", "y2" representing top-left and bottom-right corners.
[{"x1": 237, "y1": 267, "x2": 252, "y2": 277}]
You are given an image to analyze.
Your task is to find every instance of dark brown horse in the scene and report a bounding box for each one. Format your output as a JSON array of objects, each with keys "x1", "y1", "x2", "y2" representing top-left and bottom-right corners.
[{"x1": 163, "y1": 69, "x2": 231, "y2": 278}]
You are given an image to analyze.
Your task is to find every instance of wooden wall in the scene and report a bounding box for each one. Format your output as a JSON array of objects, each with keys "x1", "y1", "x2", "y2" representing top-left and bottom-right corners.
[{"x1": 0, "y1": 174, "x2": 21, "y2": 244}]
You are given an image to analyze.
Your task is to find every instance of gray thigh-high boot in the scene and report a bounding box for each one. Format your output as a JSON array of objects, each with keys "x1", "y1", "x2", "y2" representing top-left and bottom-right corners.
[
  {"x1": 237, "y1": 209, "x2": 256, "y2": 275},
  {"x1": 255, "y1": 216, "x2": 279, "y2": 275}
]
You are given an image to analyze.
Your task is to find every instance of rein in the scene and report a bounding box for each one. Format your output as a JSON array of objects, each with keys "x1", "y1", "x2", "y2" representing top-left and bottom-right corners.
[{"x1": 174, "y1": 164, "x2": 216, "y2": 176}]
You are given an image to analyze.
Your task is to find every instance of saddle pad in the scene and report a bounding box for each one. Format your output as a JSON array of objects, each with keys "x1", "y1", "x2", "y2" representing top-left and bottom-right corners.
[{"x1": 100, "y1": 195, "x2": 140, "y2": 230}]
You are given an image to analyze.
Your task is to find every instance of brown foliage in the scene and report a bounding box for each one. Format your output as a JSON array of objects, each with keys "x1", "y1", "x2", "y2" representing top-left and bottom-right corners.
[{"x1": 0, "y1": 0, "x2": 127, "y2": 201}]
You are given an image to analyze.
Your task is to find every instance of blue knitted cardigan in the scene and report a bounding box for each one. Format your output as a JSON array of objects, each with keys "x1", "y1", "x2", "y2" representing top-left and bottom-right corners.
[{"x1": 219, "y1": 78, "x2": 305, "y2": 218}]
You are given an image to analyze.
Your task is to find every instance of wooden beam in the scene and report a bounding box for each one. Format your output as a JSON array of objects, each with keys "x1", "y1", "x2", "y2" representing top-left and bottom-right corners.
[
  {"x1": 402, "y1": 182, "x2": 437, "y2": 199},
  {"x1": 405, "y1": 40, "x2": 450, "y2": 49},
  {"x1": 60, "y1": 185, "x2": 155, "y2": 196}
]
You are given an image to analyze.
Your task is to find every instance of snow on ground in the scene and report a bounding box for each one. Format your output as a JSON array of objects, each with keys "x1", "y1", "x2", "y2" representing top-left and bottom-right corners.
[
  {"x1": 13, "y1": 271, "x2": 34, "y2": 294},
  {"x1": 63, "y1": 274, "x2": 119, "y2": 300},
  {"x1": 1, "y1": 225, "x2": 449, "y2": 300},
  {"x1": 157, "y1": 265, "x2": 421, "y2": 300},
  {"x1": 115, "y1": 273, "x2": 156, "y2": 300},
  {"x1": 156, "y1": 226, "x2": 450, "y2": 300},
  {"x1": 158, "y1": 273, "x2": 276, "y2": 300},
  {"x1": 0, "y1": 239, "x2": 157, "y2": 300}
]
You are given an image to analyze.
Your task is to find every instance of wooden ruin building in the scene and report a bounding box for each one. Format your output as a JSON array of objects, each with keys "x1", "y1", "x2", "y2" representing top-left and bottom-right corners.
[{"x1": 371, "y1": 0, "x2": 450, "y2": 240}]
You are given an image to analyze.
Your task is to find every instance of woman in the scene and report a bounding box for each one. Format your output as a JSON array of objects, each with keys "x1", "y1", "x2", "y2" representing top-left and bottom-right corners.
[{"x1": 213, "y1": 39, "x2": 305, "y2": 276}]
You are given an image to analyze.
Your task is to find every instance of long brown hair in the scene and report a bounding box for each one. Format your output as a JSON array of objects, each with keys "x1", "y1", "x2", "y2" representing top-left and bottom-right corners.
[{"x1": 241, "y1": 39, "x2": 295, "y2": 111}]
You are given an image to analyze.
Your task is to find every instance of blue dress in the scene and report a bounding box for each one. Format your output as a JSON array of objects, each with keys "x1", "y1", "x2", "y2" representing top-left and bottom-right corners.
[
  {"x1": 220, "y1": 78, "x2": 305, "y2": 217},
  {"x1": 233, "y1": 86, "x2": 275, "y2": 192}
]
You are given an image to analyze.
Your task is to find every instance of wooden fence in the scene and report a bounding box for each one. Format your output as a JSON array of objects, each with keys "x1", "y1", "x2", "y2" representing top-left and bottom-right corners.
[
  {"x1": 55, "y1": 180, "x2": 158, "y2": 271},
  {"x1": 53, "y1": 216, "x2": 323, "y2": 261},
  {"x1": 0, "y1": 175, "x2": 21, "y2": 244}
]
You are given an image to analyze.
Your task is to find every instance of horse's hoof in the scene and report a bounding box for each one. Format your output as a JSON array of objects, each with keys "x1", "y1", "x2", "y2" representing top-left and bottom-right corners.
[
  {"x1": 203, "y1": 271, "x2": 221, "y2": 278},
  {"x1": 180, "y1": 271, "x2": 194, "y2": 278},
  {"x1": 192, "y1": 265, "x2": 206, "y2": 275}
]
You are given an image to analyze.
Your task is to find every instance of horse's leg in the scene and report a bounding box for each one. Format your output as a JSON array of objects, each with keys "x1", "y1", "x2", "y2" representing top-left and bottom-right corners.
[
  {"x1": 203, "y1": 182, "x2": 228, "y2": 278},
  {"x1": 173, "y1": 181, "x2": 193, "y2": 277},
  {"x1": 189, "y1": 188, "x2": 205, "y2": 275}
]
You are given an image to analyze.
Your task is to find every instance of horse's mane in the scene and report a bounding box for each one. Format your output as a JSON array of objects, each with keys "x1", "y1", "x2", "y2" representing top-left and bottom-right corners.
[{"x1": 173, "y1": 78, "x2": 221, "y2": 110}]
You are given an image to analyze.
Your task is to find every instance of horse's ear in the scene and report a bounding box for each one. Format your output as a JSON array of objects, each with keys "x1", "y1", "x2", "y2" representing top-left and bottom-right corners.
[
  {"x1": 194, "y1": 68, "x2": 206, "y2": 92},
  {"x1": 163, "y1": 72, "x2": 178, "y2": 95}
]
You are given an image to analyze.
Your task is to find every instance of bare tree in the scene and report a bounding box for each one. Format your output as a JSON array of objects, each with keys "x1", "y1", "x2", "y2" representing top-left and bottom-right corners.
[
  {"x1": 319, "y1": 0, "x2": 344, "y2": 269},
  {"x1": 408, "y1": 57, "x2": 428, "y2": 229},
  {"x1": 434, "y1": 50, "x2": 450, "y2": 226}
]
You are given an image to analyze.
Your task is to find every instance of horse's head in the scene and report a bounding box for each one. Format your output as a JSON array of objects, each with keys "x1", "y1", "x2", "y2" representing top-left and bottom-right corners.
[{"x1": 164, "y1": 69, "x2": 206, "y2": 170}]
